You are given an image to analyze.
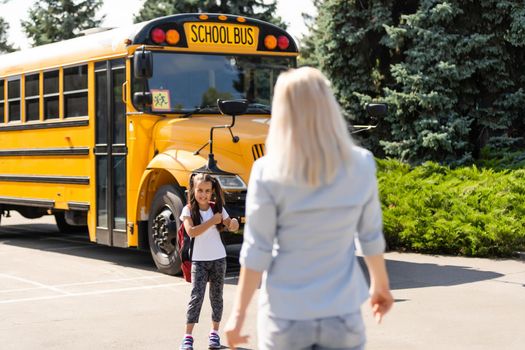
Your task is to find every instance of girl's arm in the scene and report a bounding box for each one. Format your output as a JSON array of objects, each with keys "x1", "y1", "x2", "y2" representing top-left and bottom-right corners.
[
  {"x1": 225, "y1": 266, "x2": 262, "y2": 349},
  {"x1": 183, "y1": 213, "x2": 222, "y2": 238},
  {"x1": 223, "y1": 217, "x2": 240, "y2": 232},
  {"x1": 221, "y1": 207, "x2": 239, "y2": 232}
]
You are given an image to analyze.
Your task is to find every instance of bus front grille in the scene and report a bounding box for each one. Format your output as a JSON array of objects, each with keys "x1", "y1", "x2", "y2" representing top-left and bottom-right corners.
[{"x1": 251, "y1": 144, "x2": 265, "y2": 161}]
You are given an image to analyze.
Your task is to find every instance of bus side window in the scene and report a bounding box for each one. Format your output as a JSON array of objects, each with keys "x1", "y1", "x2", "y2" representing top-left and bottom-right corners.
[
  {"x1": 64, "y1": 65, "x2": 88, "y2": 118},
  {"x1": 7, "y1": 78, "x2": 21, "y2": 123},
  {"x1": 0, "y1": 79, "x2": 4, "y2": 123},
  {"x1": 25, "y1": 73, "x2": 40, "y2": 122},
  {"x1": 43, "y1": 70, "x2": 59, "y2": 120}
]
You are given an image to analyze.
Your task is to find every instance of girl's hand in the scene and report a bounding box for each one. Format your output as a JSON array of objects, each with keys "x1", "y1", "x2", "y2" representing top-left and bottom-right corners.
[
  {"x1": 225, "y1": 312, "x2": 249, "y2": 350},
  {"x1": 369, "y1": 286, "x2": 394, "y2": 324},
  {"x1": 211, "y1": 212, "x2": 223, "y2": 225},
  {"x1": 228, "y1": 218, "x2": 239, "y2": 232}
]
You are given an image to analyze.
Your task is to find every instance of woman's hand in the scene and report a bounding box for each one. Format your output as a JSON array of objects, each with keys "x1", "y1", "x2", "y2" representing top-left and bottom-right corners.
[
  {"x1": 224, "y1": 312, "x2": 249, "y2": 350},
  {"x1": 364, "y1": 254, "x2": 393, "y2": 324},
  {"x1": 369, "y1": 286, "x2": 393, "y2": 324},
  {"x1": 228, "y1": 218, "x2": 239, "y2": 232}
]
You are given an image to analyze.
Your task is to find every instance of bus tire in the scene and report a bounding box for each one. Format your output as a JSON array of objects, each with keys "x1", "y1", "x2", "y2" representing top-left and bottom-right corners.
[
  {"x1": 148, "y1": 185, "x2": 184, "y2": 276},
  {"x1": 54, "y1": 212, "x2": 87, "y2": 233}
]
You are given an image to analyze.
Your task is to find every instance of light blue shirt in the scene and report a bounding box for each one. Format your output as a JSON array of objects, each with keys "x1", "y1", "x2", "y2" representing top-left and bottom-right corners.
[{"x1": 240, "y1": 145, "x2": 386, "y2": 320}]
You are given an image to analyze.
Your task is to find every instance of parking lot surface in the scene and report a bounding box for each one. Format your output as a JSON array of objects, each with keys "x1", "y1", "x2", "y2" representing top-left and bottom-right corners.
[{"x1": 1, "y1": 212, "x2": 524, "y2": 349}]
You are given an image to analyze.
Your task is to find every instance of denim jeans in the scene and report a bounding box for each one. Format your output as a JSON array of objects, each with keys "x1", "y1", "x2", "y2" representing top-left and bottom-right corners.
[{"x1": 257, "y1": 310, "x2": 366, "y2": 350}]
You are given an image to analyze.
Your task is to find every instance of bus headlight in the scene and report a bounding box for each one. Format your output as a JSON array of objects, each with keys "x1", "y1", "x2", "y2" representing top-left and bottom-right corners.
[{"x1": 213, "y1": 175, "x2": 247, "y2": 190}]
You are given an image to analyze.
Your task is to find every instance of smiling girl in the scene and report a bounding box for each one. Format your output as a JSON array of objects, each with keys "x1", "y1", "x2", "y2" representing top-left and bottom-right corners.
[{"x1": 179, "y1": 173, "x2": 239, "y2": 350}]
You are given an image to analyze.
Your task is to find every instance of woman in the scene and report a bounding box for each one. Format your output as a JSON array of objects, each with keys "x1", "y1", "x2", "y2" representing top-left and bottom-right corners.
[{"x1": 225, "y1": 67, "x2": 393, "y2": 350}]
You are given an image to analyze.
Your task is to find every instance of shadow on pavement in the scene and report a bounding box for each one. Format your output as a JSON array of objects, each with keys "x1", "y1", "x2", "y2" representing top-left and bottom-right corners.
[
  {"x1": 0, "y1": 222, "x2": 158, "y2": 271},
  {"x1": 1, "y1": 221, "x2": 504, "y2": 289},
  {"x1": 0, "y1": 221, "x2": 242, "y2": 276},
  {"x1": 358, "y1": 257, "x2": 504, "y2": 290}
]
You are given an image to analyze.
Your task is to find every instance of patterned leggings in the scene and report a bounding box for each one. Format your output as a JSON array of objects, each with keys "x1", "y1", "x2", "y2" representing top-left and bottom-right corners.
[{"x1": 186, "y1": 258, "x2": 226, "y2": 324}]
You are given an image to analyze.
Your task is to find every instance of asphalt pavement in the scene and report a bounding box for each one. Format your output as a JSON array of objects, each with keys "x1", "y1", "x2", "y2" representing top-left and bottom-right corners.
[{"x1": 0, "y1": 212, "x2": 524, "y2": 349}]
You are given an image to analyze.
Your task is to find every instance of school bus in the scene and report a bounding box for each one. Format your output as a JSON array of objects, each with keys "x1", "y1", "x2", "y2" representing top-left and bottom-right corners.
[{"x1": 0, "y1": 13, "x2": 298, "y2": 274}]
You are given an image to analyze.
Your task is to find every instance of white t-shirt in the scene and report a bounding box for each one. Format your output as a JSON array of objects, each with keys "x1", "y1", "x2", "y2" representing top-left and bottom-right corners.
[{"x1": 180, "y1": 205, "x2": 229, "y2": 261}]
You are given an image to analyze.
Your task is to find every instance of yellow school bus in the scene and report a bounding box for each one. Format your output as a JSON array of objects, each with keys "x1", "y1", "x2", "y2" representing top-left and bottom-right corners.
[{"x1": 0, "y1": 13, "x2": 298, "y2": 274}]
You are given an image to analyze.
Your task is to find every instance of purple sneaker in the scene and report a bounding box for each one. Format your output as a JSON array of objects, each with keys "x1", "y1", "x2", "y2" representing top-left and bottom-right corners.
[
  {"x1": 208, "y1": 332, "x2": 221, "y2": 349},
  {"x1": 180, "y1": 335, "x2": 193, "y2": 350}
]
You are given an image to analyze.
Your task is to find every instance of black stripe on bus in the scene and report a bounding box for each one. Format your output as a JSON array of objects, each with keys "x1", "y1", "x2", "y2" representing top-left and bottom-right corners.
[
  {"x1": 0, "y1": 175, "x2": 90, "y2": 185},
  {"x1": 67, "y1": 201, "x2": 90, "y2": 211},
  {"x1": 0, "y1": 119, "x2": 89, "y2": 131},
  {"x1": 0, "y1": 147, "x2": 90, "y2": 157},
  {"x1": 251, "y1": 143, "x2": 265, "y2": 160},
  {"x1": 0, "y1": 196, "x2": 55, "y2": 208}
]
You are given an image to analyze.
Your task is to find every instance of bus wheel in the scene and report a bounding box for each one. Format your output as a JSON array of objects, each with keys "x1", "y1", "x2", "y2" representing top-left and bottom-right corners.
[{"x1": 148, "y1": 185, "x2": 184, "y2": 275}]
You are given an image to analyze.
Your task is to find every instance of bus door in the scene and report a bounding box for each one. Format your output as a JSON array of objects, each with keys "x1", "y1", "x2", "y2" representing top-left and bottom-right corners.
[{"x1": 94, "y1": 59, "x2": 127, "y2": 247}]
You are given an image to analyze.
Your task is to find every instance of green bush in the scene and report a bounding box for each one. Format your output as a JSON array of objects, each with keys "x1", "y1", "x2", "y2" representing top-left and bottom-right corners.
[{"x1": 377, "y1": 158, "x2": 525, "y2": 258}]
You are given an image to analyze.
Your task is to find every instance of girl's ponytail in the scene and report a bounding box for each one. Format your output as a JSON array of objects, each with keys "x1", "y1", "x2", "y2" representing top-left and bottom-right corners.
[{"x1": 188, "y1": 173, "x2": 202, "y2": 226}]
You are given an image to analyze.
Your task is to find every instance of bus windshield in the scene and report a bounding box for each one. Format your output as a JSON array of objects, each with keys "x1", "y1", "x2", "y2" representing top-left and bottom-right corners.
[{"x1": 134, "y1": 52, "x2": 294, "y2": 114}]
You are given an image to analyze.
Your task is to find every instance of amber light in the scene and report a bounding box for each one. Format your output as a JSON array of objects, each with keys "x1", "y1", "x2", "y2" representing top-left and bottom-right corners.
[
  {"x1": 237, "y1": 17, "x2": 246, "y2": 23},
  {"x1": 151, "y1": 28, "x2": 165, "y2": 44},
  {"x1": 277, "y1": 35, "x2": 289, "y2": 50},
  {"x1": 218, "y1": 15, "x2": 227, "y2": 21},
  {"x1": 166, "y1": 29, "x2": 180, "y2": 45},
  {"x1": 199, "y1": 14, "x2": 208, "y2": 20},
  {"x1": 264, "y1": 35, "x2": 277, "y2": 50}
]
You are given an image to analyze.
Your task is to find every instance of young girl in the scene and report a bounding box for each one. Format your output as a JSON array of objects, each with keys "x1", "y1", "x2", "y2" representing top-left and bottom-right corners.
[{"x1": 179, "y1": 173, "x2": 239, "y2": 350}]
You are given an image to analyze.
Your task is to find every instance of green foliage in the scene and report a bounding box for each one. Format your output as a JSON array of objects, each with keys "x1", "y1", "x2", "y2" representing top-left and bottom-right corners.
[
  {"x1": 377, "y1": 158, "x2": 525, "y2": 257},
  {"x1": 310, "y1": 0, "x2": 415, "y2": 157},
  {"x1": 297, "y1": 0, "x2": 323, "y2": 67},
  {"x1": 381, "y1": 0, "x2": 525, "y2": 164},
  {"x1": 476, "y1": 147, "x2": 525, "y2": 170},
  {"x1": 21, "y1": 0, "x2": 104, "y2": 46},
  {"x1": 309, "y1": 0, "x2": 525, "y2": 165},
  {"x1": 0, "y1": 17, "x2": 15, "y2": 53},
  {"x1": 134, "y1": 0, "x2": 285, "y2": 27}
]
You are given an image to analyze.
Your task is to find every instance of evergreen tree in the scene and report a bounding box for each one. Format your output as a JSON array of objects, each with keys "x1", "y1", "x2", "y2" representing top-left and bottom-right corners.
[
  {"x1": 312, "y1": 0, "x2": 525, "y2": 164},
  {"x1": 0, "y1": 17, "x2": 16, "y2": 53},
  {"x1": 313, "y1": 0, "x2": 416, "y2": 156},
  {"x1": 297, "y1": 0, "x2": 322, "y2": 67},
  {"x1": 21, "y1": 0, "x2": 104, "y2": 47},
  {"x1": 381, "y1": 0, "x2": 525, "y2": 163},
  {"x1": 134, "y1": 0, "x2": 285, "y2": 28}
]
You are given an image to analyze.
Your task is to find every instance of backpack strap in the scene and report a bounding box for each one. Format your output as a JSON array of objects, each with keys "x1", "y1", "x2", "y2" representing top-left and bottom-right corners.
[
  {"x1": 180, "y1": 204, "x2": 195, "y2": 262},
  {"x1": 189, "y1": 236, "x2": 195, "y2": 261},
  {"x1": 209, "y1": 201, "x2": 228, "y2": 248}
]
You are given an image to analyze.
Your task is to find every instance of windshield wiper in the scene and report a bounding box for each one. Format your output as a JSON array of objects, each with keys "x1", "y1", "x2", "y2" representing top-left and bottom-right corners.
[
  {"x1": 247, "y1": 103, "x2": 271, "y2": 114},
  {"x1": 178, "y1": 106, "x2": 218, "y2": 118}
]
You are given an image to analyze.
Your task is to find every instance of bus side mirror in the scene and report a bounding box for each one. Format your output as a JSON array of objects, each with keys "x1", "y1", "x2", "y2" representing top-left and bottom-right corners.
[
  {"x1": 134, "y1": 49, "x2": 153, "y2": 79},
  {"x1": 133, "y1": 92, "x2": 152, "y2": 107},
  {"x1": 366, "y1": 103, "x2": 387, "y2": 118},
  {"x1": 217, "y1": 99, "x2": 248, "y2": 116}
]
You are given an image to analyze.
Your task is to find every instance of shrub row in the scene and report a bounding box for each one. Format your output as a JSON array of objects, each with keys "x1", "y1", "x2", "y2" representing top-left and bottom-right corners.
[{"x1": 376, "y1": 159, "x2": 525, "y2": 258}]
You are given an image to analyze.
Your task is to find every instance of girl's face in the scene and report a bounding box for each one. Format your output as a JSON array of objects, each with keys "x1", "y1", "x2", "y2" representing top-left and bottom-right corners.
[{"x1": 194, "y1": 180, "x2": 213, "y2": 209}]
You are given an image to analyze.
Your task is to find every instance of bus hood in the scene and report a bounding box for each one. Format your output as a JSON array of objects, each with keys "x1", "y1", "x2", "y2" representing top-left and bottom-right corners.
[{"x1": 153, "y1": 115, "x2": 269, "y2": 180}]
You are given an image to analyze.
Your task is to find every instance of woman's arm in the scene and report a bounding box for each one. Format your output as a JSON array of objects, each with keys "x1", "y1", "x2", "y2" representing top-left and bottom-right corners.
[
  {"x1": 225, "y1": 267, "x2": 262, "y2": 349},
  {"x1": 363, "y1": 254, "x2": 393, "y2": 323},
  {"x1": 226, "y1": 160, "x2": 276, "y2": 349},
  {"x1": 183, "y1": 213, "x2": 222, "y2": 238}
]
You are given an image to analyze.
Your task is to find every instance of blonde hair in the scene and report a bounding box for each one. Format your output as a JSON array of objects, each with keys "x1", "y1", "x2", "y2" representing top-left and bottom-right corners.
[{"x1": 265, "y1": 67, "x2": 353, "y2": 186}]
